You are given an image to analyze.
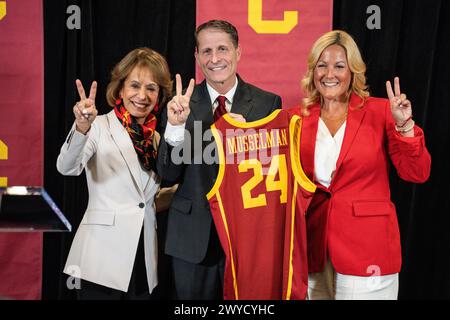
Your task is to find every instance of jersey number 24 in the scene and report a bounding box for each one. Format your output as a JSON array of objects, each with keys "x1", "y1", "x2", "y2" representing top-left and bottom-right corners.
[{"x1": 238, "y1": 154, "x2": 287, "y2": 209}]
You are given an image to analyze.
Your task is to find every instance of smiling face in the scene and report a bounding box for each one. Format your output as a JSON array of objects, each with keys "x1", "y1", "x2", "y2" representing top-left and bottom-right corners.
[
  {"x1": 313, "y1": 44, "x2": 352, "y2": 103},
  {"x1": 195, "y1": 28, "x2": 241, "y2": 94},
  {"x1": 119, "y1": 65, "x2": 159, "y2": 124}
]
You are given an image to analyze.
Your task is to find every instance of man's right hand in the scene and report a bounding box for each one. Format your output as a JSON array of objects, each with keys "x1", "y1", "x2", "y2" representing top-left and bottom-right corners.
[{"x1": 167, "y1": 74, "x2": 195, "y2": 126}]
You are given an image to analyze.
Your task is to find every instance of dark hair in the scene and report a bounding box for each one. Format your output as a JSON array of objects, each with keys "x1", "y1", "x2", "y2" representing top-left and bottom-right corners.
[{"x1": 195, "y1": 20, "x2": 239, "y2": 49}]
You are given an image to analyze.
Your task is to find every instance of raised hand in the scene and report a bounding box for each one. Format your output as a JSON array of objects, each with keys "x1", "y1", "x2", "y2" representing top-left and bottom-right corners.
[
  {"x1": 386, "y1": 77, "x2": 412, "y2": 126},
  {"x1": 73, "y1": 79, "x2": 98, "y2": 134},
  {"x1": 167, "y1": 74, "x2": 195, "y2": 126}
]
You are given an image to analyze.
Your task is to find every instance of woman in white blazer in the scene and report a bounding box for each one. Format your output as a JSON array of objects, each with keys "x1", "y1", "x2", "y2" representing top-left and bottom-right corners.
[{"x1": 57, "y1": 48, "x2": 172, "y2": 299}]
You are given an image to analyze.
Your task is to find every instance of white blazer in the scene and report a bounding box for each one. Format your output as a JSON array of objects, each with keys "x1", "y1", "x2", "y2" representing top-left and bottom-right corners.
[{"x1": 57, "y1": 110, "x2": 160, "y2": 293}]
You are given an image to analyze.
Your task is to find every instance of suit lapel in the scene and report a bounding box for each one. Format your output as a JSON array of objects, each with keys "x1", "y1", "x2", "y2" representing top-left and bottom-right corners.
[
  {"x1": 107, "y1": 111, "x2": 144, "y2": 193},
  {"x1": 230, "y1": 75, "x2": 254, "y2": 119},
  {"x1": 189, "y1": 80, "x2": 213, "y2": 125},
  {"x1": 334, "y1": 94, "x2": 366, "y2": 177},
  {"x1": 188, "y1": 80, "x2": 219, "y2": 181},
  {"x1": 300, "y1": 94, "x2": 366, "y2": 186},
  {"x1": 301, "y1": 105, "x2": 320, "y2": 181}
]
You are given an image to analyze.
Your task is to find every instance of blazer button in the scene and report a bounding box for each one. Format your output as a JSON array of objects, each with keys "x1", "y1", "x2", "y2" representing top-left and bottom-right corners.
[{"x1": 139, "y1": 202, "x2": 145, "y2": 208}]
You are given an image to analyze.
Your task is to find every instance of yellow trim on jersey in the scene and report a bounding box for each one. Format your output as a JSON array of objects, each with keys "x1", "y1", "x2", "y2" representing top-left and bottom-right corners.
[
  {"x1": 289, "y1": 115, "x2": 316, "y2": 193},
  {"x1": 223, "y1": 109, "x2": 282, "y2": 128},
  {"x1": 216, "y1": 191, "x2": 240, "y2": 300},
  {"x1": 286, "y1": 114, "x2": 315, "y2": 299},
  {"x1": 207, "y1": 124, "x2": 226, "y2": 200},
  {"x1": 285, "y1": 181, "x2": 298, "y2": 300}
]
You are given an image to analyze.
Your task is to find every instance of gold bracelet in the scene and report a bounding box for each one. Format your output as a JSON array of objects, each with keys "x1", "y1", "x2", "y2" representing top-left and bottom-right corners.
[{"x1": 395, "y1": 119, "x2": 415, "y2": 133}]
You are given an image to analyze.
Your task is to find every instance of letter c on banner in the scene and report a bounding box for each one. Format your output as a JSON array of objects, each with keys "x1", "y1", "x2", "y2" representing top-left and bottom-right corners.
[
  {"x1": 0, "y1": 140, "x2": 8, "y2": 186},
  {"x1": 248, "y1": 0, "x2": 298, "y2": 34},
  {"x1": 0, "y1": 1, "x2": 7, "y2": 21}
]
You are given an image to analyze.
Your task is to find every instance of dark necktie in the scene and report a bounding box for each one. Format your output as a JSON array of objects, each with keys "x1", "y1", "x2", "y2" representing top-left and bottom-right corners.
[{"x1": 213, "y1": 95, "x2": 227, "y2": 122}]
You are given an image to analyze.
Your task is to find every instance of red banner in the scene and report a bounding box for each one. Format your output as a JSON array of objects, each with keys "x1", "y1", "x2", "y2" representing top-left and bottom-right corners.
[
  {"x1": 196, "y1": 0, "x2": 332, "y2": 108},
  {"x1": 0, "y1": 0, "x2": 44, "y2": 300}
]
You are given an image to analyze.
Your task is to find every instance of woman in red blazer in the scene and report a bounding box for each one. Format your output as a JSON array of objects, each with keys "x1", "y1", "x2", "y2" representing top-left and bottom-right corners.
[{"x1": 299, "y1": 30, "x2": 431, "y2": 299}]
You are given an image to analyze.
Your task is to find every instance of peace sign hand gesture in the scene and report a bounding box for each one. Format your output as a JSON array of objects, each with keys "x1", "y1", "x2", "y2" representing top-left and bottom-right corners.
[
  {"x1": 73, "y1": 79, "x2": 98, "y2": 134},
  {"x1": 167, "y1": 74, "x2": 195, "y2": 126},
  {"x1": 386, "y1": 77, "x2": 413, "y2": 127}
]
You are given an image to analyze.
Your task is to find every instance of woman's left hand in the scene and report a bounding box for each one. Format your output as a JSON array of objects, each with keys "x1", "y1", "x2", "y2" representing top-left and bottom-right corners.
[{"x1": 386, "y1": 77, "x2": 412, "y2": 126}]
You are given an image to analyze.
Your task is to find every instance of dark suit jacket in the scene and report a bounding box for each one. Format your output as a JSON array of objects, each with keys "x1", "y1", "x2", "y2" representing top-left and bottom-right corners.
[{"x1": 157, "y1": 75, "x2": 281, "y2": 263}]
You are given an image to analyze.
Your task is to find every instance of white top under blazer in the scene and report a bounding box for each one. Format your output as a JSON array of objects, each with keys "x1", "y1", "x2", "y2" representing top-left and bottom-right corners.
[{"x1": 314, "y1": 118, "x2": 347, "y2": 188}]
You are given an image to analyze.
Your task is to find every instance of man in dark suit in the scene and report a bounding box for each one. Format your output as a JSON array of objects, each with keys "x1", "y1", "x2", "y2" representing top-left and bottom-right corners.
[{"x1": 157, "y1": 20, "x2": 281, "y2": 299}]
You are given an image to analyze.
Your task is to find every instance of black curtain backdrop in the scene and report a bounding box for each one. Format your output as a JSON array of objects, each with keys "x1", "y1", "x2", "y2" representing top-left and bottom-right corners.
[{"x1": 42, "y1": 0, "x2": 450, "y2": 299}]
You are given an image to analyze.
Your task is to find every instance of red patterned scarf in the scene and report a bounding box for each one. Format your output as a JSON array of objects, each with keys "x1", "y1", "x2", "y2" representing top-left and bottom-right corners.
[{"x1": 114, "y1": 99, "x2": 157, "y2": 171}]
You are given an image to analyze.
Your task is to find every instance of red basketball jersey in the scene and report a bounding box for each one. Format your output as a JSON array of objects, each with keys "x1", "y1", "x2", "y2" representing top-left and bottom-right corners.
[{"x1": 207, "y1": 109, "x2": 316, "y2": 300}]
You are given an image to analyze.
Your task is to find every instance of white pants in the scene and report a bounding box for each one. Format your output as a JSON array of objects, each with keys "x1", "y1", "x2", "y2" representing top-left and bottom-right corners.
[{"x1": 308, "y1": 259, "x2": 399, "y2": 300}]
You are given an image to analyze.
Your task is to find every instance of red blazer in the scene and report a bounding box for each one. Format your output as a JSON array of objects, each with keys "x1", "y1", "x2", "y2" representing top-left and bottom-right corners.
[{"x1": 299, "y1": 93, "x2": 431, "y2": 276}]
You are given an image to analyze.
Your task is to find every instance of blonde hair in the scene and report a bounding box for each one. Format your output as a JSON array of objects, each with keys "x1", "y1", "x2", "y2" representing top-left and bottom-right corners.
[
  {"x1": 300, "y1": 30, "x2": 369, "y2": 113},
  {"x1": 106, "y1": 47, "x2": 172, "y2": 109}
]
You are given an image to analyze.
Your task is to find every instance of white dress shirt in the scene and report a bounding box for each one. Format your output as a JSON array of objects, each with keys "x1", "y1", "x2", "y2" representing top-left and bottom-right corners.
[
  {"x1": 164, "y1": 77, "x2": 238, "y2": 146},
  {"x1": 314, "y1": 118, "x2": 346, "y2": 188}
]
